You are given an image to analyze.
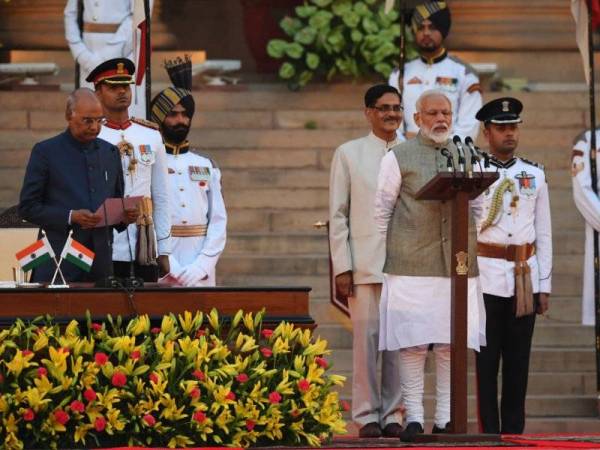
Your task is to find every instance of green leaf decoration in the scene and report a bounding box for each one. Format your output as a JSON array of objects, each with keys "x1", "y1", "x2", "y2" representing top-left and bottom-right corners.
[
  {"x1": 295, "y1": 4, "x2": 318, "y2": 18},
  {"x1": 311, "y1": 0, "x2": 334, "y2": 6},
  {"x1": 285, "y1": 42, "x2": 305, "y2": 59},
  {"x1": 266, "y1": 39, "x2": 288, "y2": 59},
  {"x1": 351, "y1": 29, "x2": 364, "y2": 43},
  {"x1": 279, "y1": 62, "x2": 296, "y2": 79},
  {"x1": 331, "y1": 0, "x2": 353, "y2": 16},
  {"x1": 295, "y1": 26, "x2": 318, "y2": 45},
  {"x1": 342, "y1": 11, "x2": 360, "y2": 28},
  {"x1": 306, "y1": 52, "x2": 320, "y2": 69},
  {"x1": 361, "y1": 16, "x2": 379, "y2": 34},
  {"x1": 280, "y1": 16, "x2": 303, "y2": 36},
  {"x1": 309, "y1": 10, "x2": 334, "y2": 29}
]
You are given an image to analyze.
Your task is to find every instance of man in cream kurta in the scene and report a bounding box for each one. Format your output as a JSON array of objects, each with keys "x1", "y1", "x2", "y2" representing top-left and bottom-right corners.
[
  {"x1": 374, "y1": 90, "x2": 486, "y2": 441},
  {"x1": 329, "y1": 84, "x2": 404, "y2": 438}
]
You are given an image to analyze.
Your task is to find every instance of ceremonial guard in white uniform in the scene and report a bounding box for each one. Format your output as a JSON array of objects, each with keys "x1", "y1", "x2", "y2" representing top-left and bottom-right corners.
[
  {"x1": 388, "y1": 1, "x2": 481, "y2": 140},
  {"x1": 64, "y1": 0, "x2": 152, "y2": 117},
  {"x1": 151, "y1": 56, "x2": 227, "y2": 287},
  {"x1": 88, "y1": 58, "x2": 171, "y2": 281},
  {"x1": 471, "y1": 98, "x2": 552, "y2": 434},
  {"x1": 572, "y1": 128, "x2": 600, "y2": 326}
]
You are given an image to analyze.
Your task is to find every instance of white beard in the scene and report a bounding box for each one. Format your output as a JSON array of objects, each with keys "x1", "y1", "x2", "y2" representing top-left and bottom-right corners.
[{"x1": 421, "y1": 124, "x2": 450, "y2": 144}]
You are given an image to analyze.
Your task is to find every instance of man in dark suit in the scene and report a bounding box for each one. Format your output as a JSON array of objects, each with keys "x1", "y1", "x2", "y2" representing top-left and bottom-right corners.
[{"x1": 19, "y1": 88, "x2": 137, "y2": 282}]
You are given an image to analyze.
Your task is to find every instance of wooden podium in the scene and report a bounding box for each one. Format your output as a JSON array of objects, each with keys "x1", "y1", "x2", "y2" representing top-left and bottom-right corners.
[{"x1": 415, "y1": 171, "x2": 498, "y2": 437}]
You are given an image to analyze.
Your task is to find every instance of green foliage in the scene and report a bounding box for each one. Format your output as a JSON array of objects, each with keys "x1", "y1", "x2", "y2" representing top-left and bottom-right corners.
[{"x1": 266, "y1": 0, "x2": 416, "y2": 89}]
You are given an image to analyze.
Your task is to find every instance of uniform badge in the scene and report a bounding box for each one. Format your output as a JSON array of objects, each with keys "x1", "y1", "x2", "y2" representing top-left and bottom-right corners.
[
  {"x1": 435, "y1": 76, "x2": 458, "y2": 92},
  {"x1": 168, "y1": 168, "x2": 175, "y2": 174},
  {"x1": 138, "y1": 145, "x2": 154, "y2": 164},
  {"x1": 515, "y1": 171, "x2": 536, "y2": 197},
  {"x1": 572, "y1": 161, "x2": 585, "y2": 177},
  {"x1": 189, "y1": 166, "x2": 210, "y2": 182},
  {"x1": 502, "y1": 100, "x2": 510, "y2": 112},
  {"x1": 407, "y1": 76, "x2": 422, "y2": 85}
]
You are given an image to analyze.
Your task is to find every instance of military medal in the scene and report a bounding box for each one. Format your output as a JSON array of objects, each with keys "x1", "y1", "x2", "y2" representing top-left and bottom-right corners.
[
  {"x1": 515, "y1": 171, "x2": 536, "y2": 197},
  {"x1": 189, "y1": 166, "x2": 210, "y2": 187}
]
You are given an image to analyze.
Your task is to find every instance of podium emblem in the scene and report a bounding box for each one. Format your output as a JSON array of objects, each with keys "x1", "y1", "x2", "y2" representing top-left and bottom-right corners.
[{"x1": 455, "y1": 251, "x2": 469, "y2": 275}]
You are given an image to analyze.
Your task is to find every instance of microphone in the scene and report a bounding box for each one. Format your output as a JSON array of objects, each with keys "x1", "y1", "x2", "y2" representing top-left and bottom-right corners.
[
  {"x1": 452, "y1": 135, "x2": 466, "y2": 172},
  {"x1": 465, "y1": 136, "x2": 489, "y2": 168},
  {"x1": 440, "y1": 147, "x2": 455, "y2": 172}
]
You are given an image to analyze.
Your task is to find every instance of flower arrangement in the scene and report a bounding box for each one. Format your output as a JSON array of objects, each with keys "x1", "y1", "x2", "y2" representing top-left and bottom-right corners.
[{"x1": 0, "y1": 309, "x2": 346, "y2": 449}]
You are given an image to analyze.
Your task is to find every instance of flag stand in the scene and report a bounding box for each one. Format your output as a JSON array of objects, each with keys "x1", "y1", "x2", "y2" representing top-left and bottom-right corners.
[{"x1": 48, "y1": 230, "x2": 70, "y2": 289}]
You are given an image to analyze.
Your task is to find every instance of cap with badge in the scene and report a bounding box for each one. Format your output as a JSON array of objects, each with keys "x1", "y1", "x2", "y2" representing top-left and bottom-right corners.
[
  {"x1": 86, "y1": 58, "x2": 136, "y2": 86},
  {"x1": 475, "y1": 97, "x2": 523, "y2": 125}
]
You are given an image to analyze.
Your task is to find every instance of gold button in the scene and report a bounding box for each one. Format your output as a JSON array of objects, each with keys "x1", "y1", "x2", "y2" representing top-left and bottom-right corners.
[{"x1": 442, "y1": 237, "x2": 447, "y2": 243}]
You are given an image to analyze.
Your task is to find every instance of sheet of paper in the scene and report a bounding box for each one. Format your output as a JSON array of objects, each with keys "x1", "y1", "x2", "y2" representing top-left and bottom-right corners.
[{"x1": 93, "y1": 196, "x2": 143, "y2": 227}]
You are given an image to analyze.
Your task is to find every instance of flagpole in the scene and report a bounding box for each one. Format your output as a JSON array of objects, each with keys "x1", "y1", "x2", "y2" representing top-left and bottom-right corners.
[
  {"x1": 586, "y1": 0, "x2": 600, "y2": 413},
  {"x1": 144, "y1": 0, "x2": 151, "y2": 120},
  {"x1": 49, "y1": 230, "x2": 69, "y2": 287}
]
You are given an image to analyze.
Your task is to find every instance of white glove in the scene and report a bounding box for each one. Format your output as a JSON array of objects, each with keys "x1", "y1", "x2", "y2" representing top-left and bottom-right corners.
[{"x1": 178, "y1": 264, "x2": 208, "y2": 287}]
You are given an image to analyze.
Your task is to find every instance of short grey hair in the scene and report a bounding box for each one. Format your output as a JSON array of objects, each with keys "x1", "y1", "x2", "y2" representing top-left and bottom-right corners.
[
  {"x1": 65, "y1": 88, "x2": 98, "y2": 117},
  {"x1": 415, "y1": 89, "x2": 452, "y2": 113}
]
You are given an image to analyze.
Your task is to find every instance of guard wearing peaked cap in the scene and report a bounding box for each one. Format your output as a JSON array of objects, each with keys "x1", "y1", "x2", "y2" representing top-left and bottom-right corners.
[
  {"x1": 92, "y1": 57, "x2": 172, "y2": 283},
  {"x1": 388, "y1": 0, "x2": 482, "y2": 143},
  {"x1": 471, "y1": 96, "x2": 552, "y2": 434},
  {"x1": 150, "y1": 56, "x2": 227, "y2": 287}
]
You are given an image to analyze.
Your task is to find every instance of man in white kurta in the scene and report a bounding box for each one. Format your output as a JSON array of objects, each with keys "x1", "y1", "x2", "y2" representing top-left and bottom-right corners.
[
  {"x1": 572, "y1": 129, "x2": 600, "y2": 326},
  {"x1": 471, "y1": 98, "x2": 552, "y2": 434},
  {"x1": 64, "y1": 0, "x2": 152, "y2": 117},
  {"x1": 329, "y1": 85, "x2": 404, "y2": 438},
  {"x1": 150, "y1": 60, "x2": 227, "y2": 287},
  {"x1": 89, "y1": 58, "x2": 171, "y2": 281},
  {"x1": 388, "y1": 1, "x2": 481, "y2": 141},
  {"x1": 374, "y1": 90, "x2": 486, "y2": 441}
]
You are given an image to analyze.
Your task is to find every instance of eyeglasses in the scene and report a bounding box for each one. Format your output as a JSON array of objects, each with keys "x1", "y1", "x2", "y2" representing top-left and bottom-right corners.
[
  {"x1": 371, "y1": 104, "x2": 403, "y2": 113},
  {"x1": 81, "y1": 117, "x2": 107, "y2": 126}
]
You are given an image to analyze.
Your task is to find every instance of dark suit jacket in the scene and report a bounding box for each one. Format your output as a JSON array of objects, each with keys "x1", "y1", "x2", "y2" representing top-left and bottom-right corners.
[{"x1": 19, "y1": 130, "x2": 124, "y2": 282}]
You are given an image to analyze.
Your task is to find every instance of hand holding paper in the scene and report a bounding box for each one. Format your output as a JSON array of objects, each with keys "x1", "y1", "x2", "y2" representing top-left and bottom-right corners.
[{"x1": 94, "y1": 196, "x2": 143, "y2": 227}]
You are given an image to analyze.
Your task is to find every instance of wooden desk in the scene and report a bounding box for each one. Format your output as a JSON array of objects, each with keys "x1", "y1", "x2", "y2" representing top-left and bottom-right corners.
[{"x1": 0, "y1": 285, "x2": 314, "y2": 328}]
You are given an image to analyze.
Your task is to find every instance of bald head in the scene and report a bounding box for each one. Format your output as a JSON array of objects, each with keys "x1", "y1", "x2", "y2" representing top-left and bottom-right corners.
[{"x1": 66, "y1": 88, "x2": 105, "y2": 143}]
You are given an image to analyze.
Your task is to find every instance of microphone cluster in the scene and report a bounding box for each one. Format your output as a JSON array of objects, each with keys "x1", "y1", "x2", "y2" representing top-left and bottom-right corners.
[{"x1": 440, "y1": 135, "x2": 488, "y2": 177}]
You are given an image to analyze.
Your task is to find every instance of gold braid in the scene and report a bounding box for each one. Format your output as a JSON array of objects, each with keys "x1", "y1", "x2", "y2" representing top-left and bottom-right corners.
[{"x1": 480, "y1": 177, "x2": 519, "y2": 232}]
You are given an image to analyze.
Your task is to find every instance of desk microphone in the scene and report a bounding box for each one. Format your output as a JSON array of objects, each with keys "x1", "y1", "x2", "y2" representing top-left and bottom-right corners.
[
  {"x1": 440, "y1": 148, "x2": 455, "y2": 172},
  {"x1": 465, "y1": 136, "x2": 489, "y2": 168},
  {"x1": 452, "y1": 135, "x2": 466, "y2": 172}
]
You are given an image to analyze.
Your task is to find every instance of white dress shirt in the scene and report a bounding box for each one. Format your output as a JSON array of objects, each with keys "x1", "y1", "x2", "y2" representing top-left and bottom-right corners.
[
  {"x1": 374, "y1": 151, "x2": 486, "y2": 351},
  {"x1": 98, "y1": 120, "x2": 171, "y2": 261},
  {"x1": 471, "y1": 156, "x2": 553, "y2": 298}
]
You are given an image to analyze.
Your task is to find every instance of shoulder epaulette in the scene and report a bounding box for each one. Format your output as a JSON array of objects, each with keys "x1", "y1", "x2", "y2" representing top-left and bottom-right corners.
[
  {"x1": 131, "y1": 117, "x2": 160, "y2": 130},
  {"x1": 191, "y1": 148, "x2": 219, "y2": 169},
  {"x1": 447, "y1": 55, "x2": 478, "y2": 77},
  {"x1": 520, "y1": 157, "x2": 544, "y2": 171}
]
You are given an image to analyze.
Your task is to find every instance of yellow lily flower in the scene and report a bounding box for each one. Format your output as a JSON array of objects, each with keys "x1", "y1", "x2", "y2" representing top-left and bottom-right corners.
[
  {"x1": 126, "y1": 314, "x2": 150, "y2": 336},
  {"x1": 5, "y1": 349, "x2": 34, "y2": 377}
]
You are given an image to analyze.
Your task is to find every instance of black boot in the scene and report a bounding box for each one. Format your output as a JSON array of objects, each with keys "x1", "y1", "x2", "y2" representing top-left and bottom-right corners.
[
  {"x1": 399, "y1": 422, "x2": 424, "y2": 442},
  {"x1": 358, "y1": 422, "x2": 382, "y2": 438}
]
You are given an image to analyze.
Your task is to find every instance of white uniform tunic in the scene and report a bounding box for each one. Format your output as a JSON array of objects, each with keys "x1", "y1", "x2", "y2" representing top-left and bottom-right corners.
[
  {"x1": 64, "y1": 0, "x2": 151, "y2": 117},
  {"x1": 388, "y1": 51, "x2": 482, "y2": 141},
  {"x1": 572, "y1": 130, "x2": 600, "y2": 325},
  {"x1": 98, "y1": 120, "x2": 171, "y2": 261},
  {"x1": 166, "y1": 150, "x2": 227, "y2": 286},
  {"x1": 374, "y1": 151, "x2": 487, "y2": 351},
  {"x1": 471, "y1": 156, "x2": 553, "y2": 298}
]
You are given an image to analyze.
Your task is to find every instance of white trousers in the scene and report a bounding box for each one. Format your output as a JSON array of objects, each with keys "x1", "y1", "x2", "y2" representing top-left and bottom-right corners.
[
  {"x1": 348, "y1": 284, "x2": 403, "y2": 427},
  {"x1": 399, "y1": 343, "x2": 450, "y2": 428}
]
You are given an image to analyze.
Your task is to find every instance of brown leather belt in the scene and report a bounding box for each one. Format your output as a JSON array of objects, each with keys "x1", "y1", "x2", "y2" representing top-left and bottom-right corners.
[
  {"x1": 477, "y1": 242, "x2": 535, "y2": 262},
  {"x1": 83, "y1": 22, "x2": 120, "y2": 33},
  {"x1": 171, "y1": 224, "x2": 208, "y2": 238}
]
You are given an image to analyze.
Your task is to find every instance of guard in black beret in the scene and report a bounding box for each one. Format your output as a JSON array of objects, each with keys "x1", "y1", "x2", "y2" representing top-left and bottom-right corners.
[
  {"x1": 475, "y1": 97, "x2": 523, "y2": 125},
  {"x1": 85, "y1": 58, "x2": 136, "y2": 86}
]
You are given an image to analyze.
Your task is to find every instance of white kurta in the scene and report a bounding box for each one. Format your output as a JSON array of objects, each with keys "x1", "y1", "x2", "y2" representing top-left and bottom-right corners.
[
  {"x1": 98, "y1": 121, "x2": 171, "y2": 261},
  {"x1": 166, "y1": 150, "x2": 227, "y2": 287},
  {"x1": 471, "y1": 157, "x2": 552, "y2": 298},
  {"x1": 572, "y1": 130, "x2": 600, "y2": 325},
  {"x1": 389, "y1": 52, "x2": 482, "y2": 141},
  {"x1": 374, "y1": 151, "x2": 486, "y2": 351},
  {"x1": 64, "y1": 0, "x2": 152, "y2": 117}
]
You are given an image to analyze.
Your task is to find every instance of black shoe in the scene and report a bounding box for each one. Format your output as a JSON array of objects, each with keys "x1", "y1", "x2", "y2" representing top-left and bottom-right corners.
[
  {"x1": 382, "y1": 422, "x2": 403, "y2": 438},
  {"x1": 358, "y1": 422, "x2": 382, "y2": 438},
  {"x1": 399, "y1": 422, "x2": 424, "y2": 442},
  {"x1": 432, "y1": 422, "x2": 451, "y2": 433}
]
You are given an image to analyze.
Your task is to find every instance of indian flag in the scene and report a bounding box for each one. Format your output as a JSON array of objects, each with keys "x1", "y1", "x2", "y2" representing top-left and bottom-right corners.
[
  {"x1": 61, "y1": 236, "x2": 95, "y2": 272},
  {"x1": 16, "y1": 236, "x2": 55, "y2": 272}
]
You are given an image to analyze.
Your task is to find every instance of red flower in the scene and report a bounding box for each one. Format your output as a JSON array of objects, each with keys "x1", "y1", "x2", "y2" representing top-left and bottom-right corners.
[
  {"x1": 291, "y1": 409, "x2": 300, "y2": 418},
  {"x1": 260, "y1": 347, "x2": 272, "y2": 358},
  {"x1": 94, "y1": 416, "x2": 107, "y2": 432},
  {"x1": 149, "y1": 372, "x2": 159, "y2": 384},
  {"x1": 37, "y1": 367, "x2": 48, "y2": 377},
  {"x1": 246, "y1": 419, "x2": 256, "y2": 431},
  {"x1": 0, "y1": 373, "x2": 4, "y2": 384},
  {"x1": 268, "y1": 391, "x2": 282, "y2": 404},
  {"x1": 196, "y1": 329, "x2": 206, "y2": 338},
  {"x1": 261, "y1": 329, "x2": 273, "y2": 339},
  {"x1": 192, "y1": 370, "x2": 205, "y2": 381},
  {"x1": 130, "y1": 350, "x2": 141, "y2": 360},
  {"x1": 192, "y1": 411, "x2": 206, "y2": 423},
  {"x1": 151, "y1": 327, "x2": 161, "y2": 334},
  {"x1": 340, "y1": 400, "x2": 350, "y2": 412},
  {"x1": 235, "y1": 373, "x2": 249, "y2": 383},
  {"x1": 111, "y1": 371, "x2": 127, "y2": 387},
  {"x1": 91, "y1": 323, "x2": 102, "y2": 332},
  {"x1": 298, "y1": 379, "x2": 310, "y2": 392},
  {"x1": 94, "y1": 352, "x2": 108, "y2": 366},
  {"x1": 315, "y1": 357, "x2": 328, "y2": 369},
  {"x1": 84, "y1": 388, "x2": 96, "y2": 403},
  {"x1": 69, "y1": 400, "x2": 85, "y2": 413},
  {"x1": 59, "y1": 347, "x2": 70, "y2": 355},
  {"x1": 23, "y1": 408, "x2": 35, "y2": 421},
  {"x1": 190, "y1": 387, "x2": 201, "y2": 399},
  {"x1": 22, "y1": 349, "x2": 33, "y2": 356},
  {"x1": 54, "y1": 409, "x2": 70, "y2": 425},
  {"x1": 143, "y1": 414, "x2": 156, "y2": 427},
  {"x1": 225, "y1": 391, "x2": 236, "y2": 401}
]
